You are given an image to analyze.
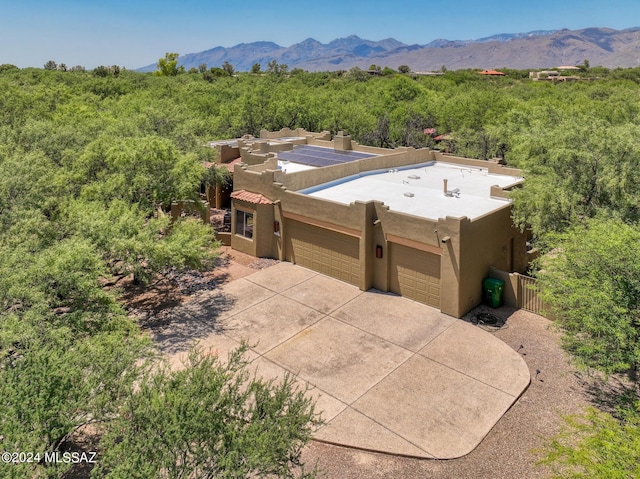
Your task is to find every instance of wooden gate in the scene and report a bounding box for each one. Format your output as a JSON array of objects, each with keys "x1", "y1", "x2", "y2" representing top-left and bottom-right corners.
[{"x1": 516, "y1": 274, "x2": 546, "y2": 315}]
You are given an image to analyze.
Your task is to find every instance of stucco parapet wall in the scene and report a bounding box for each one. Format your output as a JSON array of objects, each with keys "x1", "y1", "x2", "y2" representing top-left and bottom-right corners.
[
  {"x1": 306, "y1": 137, "x2": 409, "y2": 156},
  {"x1": 490, "y1": 183, "x2": 523, "y2": 199},
  {"x1": 259, "y1": 127, "x2": 331, "y2": 141},
  {"x1": 235, "y1": 158, "x2": 278, "y2": 173},
  {"x1": 238, "y1": 140, "x2": 296, "y2": 163},
  {"x1": 277, "y1": 189, "x2": 462, "y2": 251},
  {"x1": 232, "y1": 166, "x2": 279, "y2": 198},
  {"x1": 275, "y1": 149, "x2": 435, "y2": 192},
  {"x1": 280, "y1": 190, "x2": 362, "y2": 226},
  {"x1": 373, "y1": 201, "x2": 462, "y2": 248},
  {"x1": 258, "y1": 141, "x2": 300, "y2": 153},
  {"x1": 239, "y1": 147, "x2": 276, "y2": 166},
  {"x1": 433, "y1": 151, "x2": 522, "y2": 177}
]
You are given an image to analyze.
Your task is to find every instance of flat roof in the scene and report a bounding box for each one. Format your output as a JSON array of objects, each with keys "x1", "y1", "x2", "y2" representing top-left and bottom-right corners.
[
  {"x1": 277, "y1": 160, "x2": 316, "y2": 173},
  {"x1": 271, "y1": 136, "x2": 307, "y2": 142},
  {"x1": 209, "y1": 139, "x2": 239, "y2": 148},
  {"x1": 300, "y1": 162, "x2": 523, "y2": 220}
]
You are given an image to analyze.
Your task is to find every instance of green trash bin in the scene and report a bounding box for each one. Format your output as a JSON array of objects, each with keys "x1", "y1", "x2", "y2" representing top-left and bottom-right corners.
[{"x1": 483, "y1": 278, "x2": 505, "y2": 308}]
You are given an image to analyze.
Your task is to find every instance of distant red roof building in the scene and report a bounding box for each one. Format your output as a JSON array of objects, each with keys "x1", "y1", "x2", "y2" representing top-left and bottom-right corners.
[
  {"x1": 479, "y1": 70, "x2": 506, "y2": 76},
  {"x1": 219, "y1": 157, "x2": 243, "y2": 173},
  {"x1": 434, "y1": 134, "x2": 453, "y2": 142}
]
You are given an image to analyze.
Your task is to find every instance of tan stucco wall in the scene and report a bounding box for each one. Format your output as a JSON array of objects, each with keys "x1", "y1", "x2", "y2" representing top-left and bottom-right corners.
[
  {"x1": 218, "y1": 144, "x2": 240, "y2": 163},
  {"x1": 239, "y1": 148, "x2": 275, "y2": 166},
  {"x1": 273, "y1": 149, "x2": 434, "y2": 192},
  {"x1": 254, "y1": 203, "x2": 275, "y2": 258},
  {"x1": 433, "y1": 151, "x2": 522, "y2": 176},
  {"x1": 259, "y1": 127, "x2": 331, "y2": 141},
  {"x1": 487, "y1": 267, "x2": 518, "y2": 308},
  {"x1": 272, "y1": 202, "x2": 285, "y2": 260},
  {"x1": 216, "y1": 231, "x2": 232, "y2": 246},
  {"x1": 230, "y1": 201, "x2": 278, "y2": 258},
  {"x1": 282, "y1": 192, "x2": 364, "y2": 230},
  {"x1": 230, "y1": 202, "x2": 256, "y2": 256},
  {"x1": 457, "y1": 205, "x2": 528, "y2": 316}
]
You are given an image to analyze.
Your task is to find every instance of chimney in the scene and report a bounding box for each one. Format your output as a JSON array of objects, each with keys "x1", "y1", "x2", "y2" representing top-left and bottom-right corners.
[
  {"x1": 334, "y1": 131, "x2": 352, "y2": 151},
  {"x1": 443, "y1": 178, "x2": 448, "y2": 195}
]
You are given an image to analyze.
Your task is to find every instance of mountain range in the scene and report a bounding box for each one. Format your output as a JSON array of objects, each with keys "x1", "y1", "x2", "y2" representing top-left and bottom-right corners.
[{"x1": 138, "y1": 27, "x2": 640, "y2": 72}]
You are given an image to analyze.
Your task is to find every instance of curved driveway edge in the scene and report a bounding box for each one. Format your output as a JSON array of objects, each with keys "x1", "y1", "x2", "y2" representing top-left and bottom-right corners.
[{"x1": 154, "y1": 262, "x2": 531, "y2": 459}]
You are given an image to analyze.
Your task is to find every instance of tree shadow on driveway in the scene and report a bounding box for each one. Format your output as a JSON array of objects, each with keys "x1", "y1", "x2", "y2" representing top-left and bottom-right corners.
[{"x1": 147, "y1": 290, "x2": 237, "y2": 356}]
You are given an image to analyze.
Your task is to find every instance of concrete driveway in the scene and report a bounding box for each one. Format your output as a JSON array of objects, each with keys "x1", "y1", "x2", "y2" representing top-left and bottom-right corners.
[{"x1": 153, "y1": 262, "x2": 530, "y2": 459}]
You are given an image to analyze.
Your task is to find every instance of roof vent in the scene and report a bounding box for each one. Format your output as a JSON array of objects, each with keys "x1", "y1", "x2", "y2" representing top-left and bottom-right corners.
[
  {"x1": 404, "y1": 192, "x2": 415, "y2": 197},
  {"x1": 408, "y1": 174, "x2": 421, "y2": 180},
  {"x1": 445, "y1": 188, "x2": 461, "y2": 198}
]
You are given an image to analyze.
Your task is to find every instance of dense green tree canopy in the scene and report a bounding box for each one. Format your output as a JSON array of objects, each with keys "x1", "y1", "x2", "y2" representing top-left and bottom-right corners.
[
  {"x1": 155, "y1": 52, "x2": 185, "y2": 76},
  {"x1": 541, "y1": 405, "x2": 640, "y2": 479},
  {"x1": 536, "y1": 218, "x2": 640, "y2": 373},
  {"x1": 3, "y1": 63, "x2": 640, "y2": 477},
  {"x1": 94, "y1": 346, "x2": 320, "y2": 479}
]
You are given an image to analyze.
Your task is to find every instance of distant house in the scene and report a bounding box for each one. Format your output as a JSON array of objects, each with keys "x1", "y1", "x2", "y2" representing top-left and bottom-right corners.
[
  {"x1": 479, "y1": 69, "x2": 505, "y2": 76},
  {"x1": 529, "y1": 69, "x2": 580, "y2": 82},
  {"x1": 529, "y1": 70, "x2": 559, "y2": 79},
  {"x1": 412, "y1": 71, "x2": 444, "y2": 77}
]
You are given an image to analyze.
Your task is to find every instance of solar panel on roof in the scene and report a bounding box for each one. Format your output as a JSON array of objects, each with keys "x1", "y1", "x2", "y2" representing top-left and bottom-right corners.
[
  {"x1": 296, "y1": 145, "x2": 374, "y2": 160},
  {"x1": 279, "y1": 152, "x2": 342, "y2": 167},
  {"x1": 278, "y1": 145, "x2": 377, "y2": 168}
]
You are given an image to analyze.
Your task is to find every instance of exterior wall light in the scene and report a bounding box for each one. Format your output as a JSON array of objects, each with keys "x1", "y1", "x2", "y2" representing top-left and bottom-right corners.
[{"x1": 375, "y1": 245, "x2": 383, "y2": 258}]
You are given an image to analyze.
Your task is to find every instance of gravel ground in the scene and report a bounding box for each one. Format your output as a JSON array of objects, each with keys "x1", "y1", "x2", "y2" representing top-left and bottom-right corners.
[{"x1": 301, "y1": 306, "x2": 592, "y2": 479}]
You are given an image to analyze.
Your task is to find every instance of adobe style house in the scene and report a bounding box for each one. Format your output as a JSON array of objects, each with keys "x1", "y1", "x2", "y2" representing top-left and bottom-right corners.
[{"x1": 223, "y1": 128, "x2": 530, "y2": 318}]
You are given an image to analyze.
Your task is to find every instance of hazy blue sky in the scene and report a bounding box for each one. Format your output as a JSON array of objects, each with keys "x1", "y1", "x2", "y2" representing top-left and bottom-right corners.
[{"x1": 2, "y1": 0, "x2": 639, "y2": 69}]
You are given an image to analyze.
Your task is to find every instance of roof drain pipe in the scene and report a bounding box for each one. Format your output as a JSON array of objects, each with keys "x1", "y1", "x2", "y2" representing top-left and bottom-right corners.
[{"x1": 444, "y1": 178, "x2": 456, "y2": 197}]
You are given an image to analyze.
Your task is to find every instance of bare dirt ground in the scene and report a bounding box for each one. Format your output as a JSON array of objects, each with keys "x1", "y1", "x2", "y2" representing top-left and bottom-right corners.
[
  {"x1": 63, "y1": 247, "x2": 278, "y2": 478},
  {"x1": 119, "y1": 246, "x2": 278, "y2": 327},
  {"x1": 73, "y1": 253, "x2": 595, "y2": 479}
]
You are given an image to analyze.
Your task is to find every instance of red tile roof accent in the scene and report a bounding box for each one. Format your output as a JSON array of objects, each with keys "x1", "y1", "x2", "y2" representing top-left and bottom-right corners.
[
  {"x1": 221, "y1": 157, "x2": 243, "y2": 173},
  {"x1": 479, "y1": 69, "x2": 505, "y2": 75},
  {"x1": 231, "y1": 190, "x2": 273, "y2": 205},
  {"x1": 434, "y1": 134, "x2": 453, "y2": 141}
]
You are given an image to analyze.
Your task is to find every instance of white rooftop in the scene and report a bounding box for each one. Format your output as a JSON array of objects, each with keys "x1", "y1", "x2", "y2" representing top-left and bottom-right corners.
[
  {"x1": 277, "y1": 160, "x2": 316, "y2": 173},
  {"x1": 300, "y1": 162, "x2": 523, "y2": 220},
  {"x1": 209, "y1": 139, "x2": 239, "y2": 148}
]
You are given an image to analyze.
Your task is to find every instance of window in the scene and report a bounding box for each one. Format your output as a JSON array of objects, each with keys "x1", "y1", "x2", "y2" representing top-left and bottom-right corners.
[{"x1": 235, "y1": 209, "x2": 254, "y2": 239}]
